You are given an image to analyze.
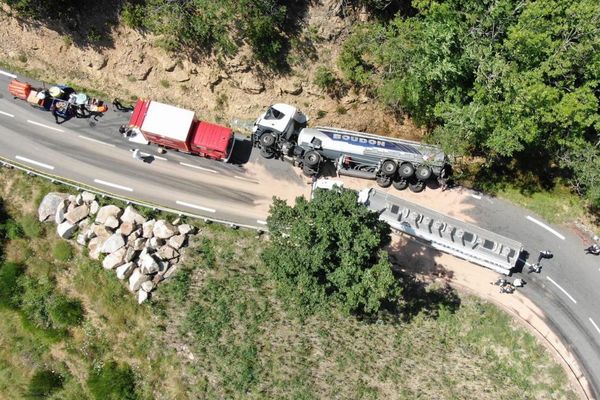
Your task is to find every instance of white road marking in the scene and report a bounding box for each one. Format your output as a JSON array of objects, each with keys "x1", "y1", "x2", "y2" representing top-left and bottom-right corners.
[
  {"x1": 470, "y1": 193, "x2": 482, "y2": 200},
  {"x1": 256, "y1": 220, "x2": 267, "y2": 225},
  {"x1": 589, "y1": 318, "x2": 600, "y2": 335},
  {"x1": 0, "y1": 69, "x2": 17, "y2": 78},
  {"x1": 526, "y1": 215, "x2": 566, "y2": 240},
  {"x1": 179, "y1": 162, "x2": 217, "y2": 173},
  {"x1": 152, "y1": 154, "x2": 168, "y2": 161},
  {"x1": 78, "y1": 135, "x2": 115, "y2": 147},
  {"x1": 546, "y1": 276, "x2": 577, "y2": 304},
  {"x1": 176, "y1": 200, "x2": 216, "y2": 213},
  {"x1": 0, "y1": 111, "x2": 14, "y2": 118},
  {"x1": 93, "y1": 179, "x2": 133, "y2": 192},
  {"x1": 15, "y1": 155, "x2": 54, "y2": 170},
  {"x1": 234, "y1": 176, "x2": 259, "y2": 184},
  {"x1": 27, "y1": 120, "x2": 64, "y2": 133}
]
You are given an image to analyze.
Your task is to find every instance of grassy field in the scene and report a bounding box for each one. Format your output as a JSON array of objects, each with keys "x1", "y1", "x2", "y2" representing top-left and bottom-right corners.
[{"x1": 0, "y1": 169, "x2": 579, "y2": 399}]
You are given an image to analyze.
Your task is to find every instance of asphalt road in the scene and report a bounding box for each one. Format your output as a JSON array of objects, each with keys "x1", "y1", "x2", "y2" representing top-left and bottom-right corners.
[{"x1": 1, "y1": 70, "x2": 600, "y2": 398}]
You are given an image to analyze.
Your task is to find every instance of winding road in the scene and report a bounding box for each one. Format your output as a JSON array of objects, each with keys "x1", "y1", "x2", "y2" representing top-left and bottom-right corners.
[{"x1": 1, "y1": 70, "x2": 599, "y2": 399}]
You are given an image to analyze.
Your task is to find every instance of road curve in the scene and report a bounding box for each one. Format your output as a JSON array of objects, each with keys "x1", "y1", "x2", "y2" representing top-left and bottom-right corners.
[{"x1": 1, "y1": 70, "x2": 599, "y2": 398}]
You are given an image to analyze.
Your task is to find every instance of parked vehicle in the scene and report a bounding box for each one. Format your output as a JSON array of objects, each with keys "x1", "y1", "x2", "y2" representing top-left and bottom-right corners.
[
  {"x1": 128, "y1": 99, "x2": 235, "y2": 162},
  {"x1": 252, "y1": 103, "x2": 450, "y2": 192}
]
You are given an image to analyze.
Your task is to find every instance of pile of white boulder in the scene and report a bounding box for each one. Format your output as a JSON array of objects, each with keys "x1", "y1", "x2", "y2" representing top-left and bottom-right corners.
[{"x1": 38, "y1": 191, "x2": 196, "y2": 304}]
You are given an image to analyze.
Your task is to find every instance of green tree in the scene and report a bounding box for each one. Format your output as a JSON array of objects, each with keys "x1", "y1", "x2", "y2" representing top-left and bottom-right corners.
[{"x1": 263, "y1": 188, "x2": 399, "y2": 316}]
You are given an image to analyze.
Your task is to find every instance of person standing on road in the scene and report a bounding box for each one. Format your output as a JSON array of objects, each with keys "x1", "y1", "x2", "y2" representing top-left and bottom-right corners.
[{"x1": 131, "y1": 148, "x2": 142, "y2": 161}]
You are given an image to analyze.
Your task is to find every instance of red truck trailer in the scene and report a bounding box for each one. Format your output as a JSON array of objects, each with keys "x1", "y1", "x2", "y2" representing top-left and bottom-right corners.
[{"x1": 129, "y1": 99, "x2": 235, "y2": 161}]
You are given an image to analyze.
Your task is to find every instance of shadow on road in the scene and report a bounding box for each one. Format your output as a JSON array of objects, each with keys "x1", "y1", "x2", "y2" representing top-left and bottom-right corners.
[{"x1": 228, "y1": 137, "x2": 253, "y2": 165}]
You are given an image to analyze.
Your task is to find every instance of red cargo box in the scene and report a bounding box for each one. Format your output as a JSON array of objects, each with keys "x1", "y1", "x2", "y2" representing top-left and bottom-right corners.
[{"x1": 190, "y1": 121, "x2": 233, "y2": 160}]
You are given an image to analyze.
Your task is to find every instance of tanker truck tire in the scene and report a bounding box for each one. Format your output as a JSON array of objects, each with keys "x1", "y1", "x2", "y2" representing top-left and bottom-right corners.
[
  {"x1": 260, "y1": 147, "x2": 275, "y2": 159},
  {"x1": 303, "y1": 151, "x2": 321, "y2": 167},
  {"x1": 260, "y1": 132, "x2": 276, "y2": 147},
  {"x1": 416, "y1": 165, "x2": 432, "y2": 180},
  {"x1": 408, "y1": 179, "x2": 425, "y2": 193},
  {"x1": 302, "y1": 166, "x2": 317, "y2": 177},
  {"x1": 392, "y1": 178, "x2": 409, "y2": 191},
  {"x1": 381, "y1": 160, "x2": 397, "y2": 176},
  {"x1": 376, "y1": 175, "x2": 392, "y2": 188},
  {"x1": 399, "y1": 162, "x2": 415, "y2": 178}
]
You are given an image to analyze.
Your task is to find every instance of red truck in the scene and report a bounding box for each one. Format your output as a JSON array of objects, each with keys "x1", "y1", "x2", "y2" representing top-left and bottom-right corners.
[{"x1": 129, "y1": 99, "x2": 235, "y2": 161}]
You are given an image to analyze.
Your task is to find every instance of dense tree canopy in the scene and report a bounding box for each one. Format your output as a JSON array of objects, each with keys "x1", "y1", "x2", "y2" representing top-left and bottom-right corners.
[
  {"x1": 263, "y1": 188, "x2": 399, "y2": 316},
  {"x1": 339, "y1": 0, "x2": 600, "y2": 204}
]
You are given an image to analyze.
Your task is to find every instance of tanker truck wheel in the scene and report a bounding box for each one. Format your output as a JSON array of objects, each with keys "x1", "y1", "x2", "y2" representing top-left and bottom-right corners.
[
  {"x1": 398, "y1": 162, "x2": 415, "y2": 178},
  {"x1": 381, "y1": 160, "x2": 397, "y2": 176},
  {"x1": 408, "y1": 179, "x2": 425, "y2": 193},
  {"x1": 260, "y1": 147, "x2": 275, "y2": 159},
  {"x1": 302, "y1": 166, "x2": 317, "y2": 177},
  {"x1": 259, "y1": 132, "x2": 276, "y2": 147},
  {"x1": 376, "y1": 175, "x2": 392, "y2": 188},
  {"x1": 392, "y1": 178, "x2": 408, "y2": 191},
  {"x1": 303, "y1": 150, "x2": 321, "y2": 167},
  {"x1": 415, "y1": 165, "x2": 432, "y2": 180}
]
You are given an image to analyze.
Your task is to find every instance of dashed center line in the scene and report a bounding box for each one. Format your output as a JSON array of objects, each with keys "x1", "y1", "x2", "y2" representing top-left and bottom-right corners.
[
  {"x1": 589, "y1": 318, "x2": 600, "y2": 335},
  {"x1": 234, "y1": 176, "x2": 259, "y2": 184},
  {"x1": 15, "y1": 155, "x2": 54, "y2": 170},
  {"x1": 0, "y1": 110, "x2": 15, "y2": 118},
  {"x1": 526, "y1": 215, "x2": 566, "y2": 240},
  {"x1": 176, "y1": 200, "x2": 216, "y2": 213},
  {"x1": 78, "y1": 135, "x2": 115, "y2": 147},
  {"x1": 179, "y1": 162, "x2": 217, "y2": 173},
  {"x1": 93, "y1": 179, "x2": 133, "y2": 192},
  {"x1": 0, "y1": 69, "x2": 17, "y2": 78},
  {"x1": 546, "y1": 276, "x2": 577, "y2": 304},
  {"x1": 256, "y1": 220, "x2": 267, "y2": 225},
  {"x1": 152, "y1": 154, "x2": 168, "y2": 161},
  {"x1": 27, "y1": 120, "x2": 64, "y2": 133},
  {"x1": 470, "y1": 193, "x2": 482, "y2": 200}
]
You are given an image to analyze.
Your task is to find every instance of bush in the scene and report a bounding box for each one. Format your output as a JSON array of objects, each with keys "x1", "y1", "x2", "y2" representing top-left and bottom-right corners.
[
  {"x1": 52, "y1": 241, "x2": 73, "y2": 262},
  {"x1": 120, "y1": 3, "x2": 146, "y2": 29},
  {"x1": 48, "y1": 295, "x2": 84, "y2": 329},
  {"x1": 314, "y1": 66, "x2": 338, "y2": 93},
  {"x1": 88, "y1": 361, "x2": 137, "y2": 400},
  {"x1": 1, "y1": 218, "x2": 23, "y2": 240},
  {"x1": 26, "y1": 369, "x2": 64, "y2": 398},
  {"x1": 19, "y1": 214, "x2": 42, "y2": 238},
  {"x1": 0, "y1": 262, "x2": 24, "y2": 308}
]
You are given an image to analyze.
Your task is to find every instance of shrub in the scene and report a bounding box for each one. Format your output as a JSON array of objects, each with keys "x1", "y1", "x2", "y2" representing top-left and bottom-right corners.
[
  {"x1": 0, "y1": 262, "x2": 24, "y2": 308},
  {"x1": 121, "y1": 3, "x2": 146, "y2": 29},
  {"x1": 26, "y1": 369, "x2": 64, "y2": 398},
  {"x1": 48, "y1": 295, "x2": 84, "y2": 328},
  {"x1": 160, "y1": 80, "x2": 170, "y2": 88},
  {"x1": 88, "y1": 361, "x2": 137, "y2": 400},
  {"x1": 1, "y1": 218, "x2": 23, "y2": 240},
  {"x1": 314, "y1": 66, "x2": 338, "y2": 93},
  {"x1": 52, "y1": 241, "x2": 73, "y2": 262},
  {"x1": 18, "y1": 275, "x2": 55, "y2": 329},
  {"x1": 19, "y1": 214, "x2": 42, "y2": 238}
]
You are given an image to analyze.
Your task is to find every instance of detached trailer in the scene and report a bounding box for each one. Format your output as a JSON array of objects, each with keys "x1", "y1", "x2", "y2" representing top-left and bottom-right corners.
[
  {"x1": 252, "y1": 104, "x2": 450, "y2": 192},
  {"x1": 129, "y1": 100, "x2": 235, "y2": 162}
]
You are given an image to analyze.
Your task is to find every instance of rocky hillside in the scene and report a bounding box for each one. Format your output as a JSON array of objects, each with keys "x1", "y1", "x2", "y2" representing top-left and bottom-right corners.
[{"x1": 0, "y1": 1, "x2": 423, "y2": 139}]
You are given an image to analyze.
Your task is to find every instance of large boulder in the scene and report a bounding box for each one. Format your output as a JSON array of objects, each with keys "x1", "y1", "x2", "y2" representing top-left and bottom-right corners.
[
  {"x1": 55, "y1": 203, "x2": 66, "y2": 224},
  {"x1": 65, "y1": 205, "x2": 89, "y2": 225},
  {"x1": 87, "y1": 237, "x2": 102, "y2": 259},
  {"x1": 141, "y1": 280, "x2": 155, "y2": 292},
  {"x1": 119, "y1": 221, "x2": 135, "y2": 236},
  {"x1": 102, "y1": 248, "x2": 126, "y2": 270},
  {"x1": 92, "y1": 224, "x2": 112, "y2": 238},
  {"x1": 142, "y1": 219, "x2": 155, "y2": 238},
  {"x1": 104, "y1": 215, "x2": 120, "y2": 229},
  {"x1": 157, "y1": 245, "x2": 179, "y2": 260},
  {"x1": 149, "y1": 237, "x2": 165, "y2": 250},
  {"x1": 178, "y1": 224, "x2": 195, "y2": 235},
  {"x1": 168, "y1": 234, "x2": 186, "y2": 249},
  {"x1": 129, "y1": 268, "x2": 150, "y2": 292},
  {"x1": 124, "y1": 246, "x2": 138, "y2": 263},
  {"x1": 139, "y1": 253, "x2": 160, "y2": 274},
  {"x1": 163, "y1": 265, "x2": 178, "y2": 280},
  {"x1": 76, "y1": 233, "x2": 87, "y2": 246},
  {"x1": 38, "y1": 192, "x2": 68, "y2": 222},
  {"x1": 95, "y1": 205, "x2": 122, "y2": 224},
  {"x1": 75, "y1": 193, "x2": 84, "y2": 206},
  {"x1": 89, "y1": 201, "x2": 100, "y2": 215},
  {"x1": 81, "y1": 191, "x2": 96, "y2": 203},
  {"x1": 138, "y1": 289, "x2": 149, "y2": 304},
  {"x1": 133, "y1": 237, "x2": 146, "y2": 251},
  {"x1": 121, "y1": 206, "x2": 146, "y2": 225},
  {"x1": 127, "y1": 229, "x2": 141, "y2": 242},
  {"x1": 57, "y1": 221, "x2": 76, "y2": 239},
  {"x1": 100, "y1": 233, "x2": 125, "y2": 254},
  {"x1": 116, "y1": 262, "x2": 135, "y2": 280},
  {"x1": 153, "y1": 220, "x2": 176, "y2": 239}
]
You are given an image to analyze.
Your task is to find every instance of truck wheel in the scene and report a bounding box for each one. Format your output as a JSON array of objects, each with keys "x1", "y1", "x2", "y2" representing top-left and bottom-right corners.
[
  {"x1": 303, "y1": 151, "x2": 321, "y2": 167},
  {"x1": 260, "y1": 147, "x2": 275, "y2": 159},
  {"x1": 392, "y1": 178, "x2": 408, "y2": 191},
  {"x1": 381, "y1": 160, "x2": 397, "y2": 176},
  {"x1": 260, "y1": 132, "x2": 276, "y2": 147},
  {"x1": 302, "y1": 166, "x2": 317, "y2": 177},
  {"x1": 399, "y1": 162, "x2": 415, "y2": 178},
  {"x1": 416, "y1": 165, "x2": 432, "y2": 180},
  {"x1": 409, "y1": 179, "x2": 425, "y2": 193},
  {"x1": 376, "y1": 175, "x2": 392, "y2": 188}
]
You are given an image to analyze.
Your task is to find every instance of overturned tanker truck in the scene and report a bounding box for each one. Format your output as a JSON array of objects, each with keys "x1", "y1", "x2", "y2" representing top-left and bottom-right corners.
[{"x1": 252, "y1": 104, "x2": 450, "y2": 192}]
